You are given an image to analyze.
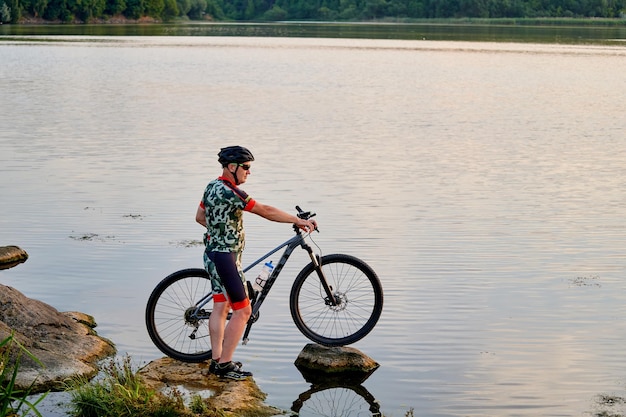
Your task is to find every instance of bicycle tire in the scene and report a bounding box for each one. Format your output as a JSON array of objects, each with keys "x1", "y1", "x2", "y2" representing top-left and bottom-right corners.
[
  {"x1": 145, "y1": 268, "x2": 214, "y2": 362},
  {"x1": 290, "y1": 254, "x2": 383, "y2": 346}
]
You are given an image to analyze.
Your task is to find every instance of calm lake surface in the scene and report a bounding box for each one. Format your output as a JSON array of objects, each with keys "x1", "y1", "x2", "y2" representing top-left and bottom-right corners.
[
  {"x1": 2, "y1": 21, "x2": 626, "y2": 45},
  {"x1": 1, "y1": 26, "x2": 626, "y2": 416}
]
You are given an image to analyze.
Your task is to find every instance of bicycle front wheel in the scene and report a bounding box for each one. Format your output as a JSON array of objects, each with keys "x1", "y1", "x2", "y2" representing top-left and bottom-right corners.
[
  {"x1": 145, "y1": 268, "x2": 214, "y2": 363},
  {"x1": 290, "y1": 254, "x2": 383, "y2": 346}
]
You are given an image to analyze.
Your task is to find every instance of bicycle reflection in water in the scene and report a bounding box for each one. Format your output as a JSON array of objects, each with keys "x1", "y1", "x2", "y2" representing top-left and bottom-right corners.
[{"x1": 292, "y1": 359, "x2": 381, "y2": 417}]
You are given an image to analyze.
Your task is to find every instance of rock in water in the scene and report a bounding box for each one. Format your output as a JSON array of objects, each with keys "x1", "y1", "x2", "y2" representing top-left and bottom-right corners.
[
  {"x1": 0, "y1": 245, "x2": 29, "y2": 270},
  {"x1": 294, "y1": 343, "x2": 379, "y2": 383}
]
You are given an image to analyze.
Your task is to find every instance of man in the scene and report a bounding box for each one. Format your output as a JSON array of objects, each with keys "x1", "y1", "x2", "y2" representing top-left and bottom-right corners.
[{"x1": 195, "y1": 146, "x2": 317, "y2": 381}]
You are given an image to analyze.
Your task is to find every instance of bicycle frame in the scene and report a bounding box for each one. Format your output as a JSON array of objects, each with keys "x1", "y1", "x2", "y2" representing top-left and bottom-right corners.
[{"x1": 189, "y1": 225, "x2": 338, "y2": 345}]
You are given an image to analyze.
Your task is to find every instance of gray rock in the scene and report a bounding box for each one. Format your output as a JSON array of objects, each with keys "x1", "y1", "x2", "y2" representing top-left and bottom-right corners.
[
  {"x1": 294, "y1": 343, "x2": 380, "y2": 384},
  {"x1": 295, "y1": 343, "x2": 379, "y2": 373},
  {"x1": 0, "y1": 284, "x2": 116, "y2": 392}
]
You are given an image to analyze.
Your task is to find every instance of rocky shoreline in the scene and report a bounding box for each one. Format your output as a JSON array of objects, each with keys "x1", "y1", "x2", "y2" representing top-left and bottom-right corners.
[
  {"x1": 1, "y1": 245, "x2": 380, "y2": 415},
  {"x1": 0, "y1": 285, "x2": 116, "y2": 392},
  {"x1": 1, "y1": 245, "x2": 116, "y2": 392}
]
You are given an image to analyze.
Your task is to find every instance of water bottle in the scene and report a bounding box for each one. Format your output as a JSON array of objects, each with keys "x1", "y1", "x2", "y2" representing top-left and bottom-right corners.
[{"x1": 253, "y1": 261, "x2": 274, "y2": 292}]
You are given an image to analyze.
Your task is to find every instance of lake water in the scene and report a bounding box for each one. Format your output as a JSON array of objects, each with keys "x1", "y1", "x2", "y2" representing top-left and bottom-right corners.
[{"x1": 1, "y1": 29, "x2": 626, "y2": 417}]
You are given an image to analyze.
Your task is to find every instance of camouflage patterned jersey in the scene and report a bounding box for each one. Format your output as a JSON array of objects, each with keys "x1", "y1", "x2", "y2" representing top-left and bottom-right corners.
[{"x1": 199, "y1": 176, "x2": 256, "y2": 253}]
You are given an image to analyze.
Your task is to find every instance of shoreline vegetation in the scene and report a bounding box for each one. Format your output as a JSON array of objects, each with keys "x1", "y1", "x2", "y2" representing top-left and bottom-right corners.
[
  {"x1": 1, "y1": 0, "x2": 625, "y2": 26},
  {"x1": 6, "y1": 16, "x2": 626, "y2": 25}
]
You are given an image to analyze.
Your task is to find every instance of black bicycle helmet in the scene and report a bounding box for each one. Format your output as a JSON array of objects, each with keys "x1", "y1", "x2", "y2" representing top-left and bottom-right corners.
[{"x1": 217, "y1": 146, "x2": 255, "y2": 167}]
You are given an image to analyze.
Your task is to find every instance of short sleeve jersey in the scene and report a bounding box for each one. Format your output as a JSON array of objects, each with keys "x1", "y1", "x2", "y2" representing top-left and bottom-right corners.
[{"x1": 200, "y1": 176, "x2": 256, "y2": 253}]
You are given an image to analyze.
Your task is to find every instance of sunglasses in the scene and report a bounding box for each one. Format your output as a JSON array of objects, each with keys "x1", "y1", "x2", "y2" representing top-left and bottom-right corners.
[{"x1": 237, "y1": 163, "x2": 251, "y2": 171}]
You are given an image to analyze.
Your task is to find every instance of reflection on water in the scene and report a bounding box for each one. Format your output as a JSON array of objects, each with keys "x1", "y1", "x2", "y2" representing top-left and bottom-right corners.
[
  {"x1": 292, "y1": 382, "x2": 381, "y2": 417},
  {"x1": 293, "y1": 359, "x2": 381, "y2": 417},
  {"x1": 2, "y1": 36, "x2": 626, "y2": 417},
  {"x1": 1, "y1": 21, "x2": 626, "y2": 45}
]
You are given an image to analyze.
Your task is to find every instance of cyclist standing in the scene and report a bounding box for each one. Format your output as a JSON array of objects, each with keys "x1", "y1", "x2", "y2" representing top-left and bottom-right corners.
[{"x1": 195, "y1": 145, "x2": 317, "y2": 380}]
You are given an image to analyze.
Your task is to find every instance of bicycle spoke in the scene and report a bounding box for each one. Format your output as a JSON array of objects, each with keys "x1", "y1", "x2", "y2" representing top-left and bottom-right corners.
[
  {"x1": 146, "y1": 269, "x2": 214, "y2": 362},
  {"x1": 291, "y1": 254, "x2": 383, "y2": 345}
]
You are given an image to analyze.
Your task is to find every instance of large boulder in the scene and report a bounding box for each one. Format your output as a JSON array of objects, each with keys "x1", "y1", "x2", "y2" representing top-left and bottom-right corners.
[
  {"x1": 0, "y1": 284, "x2": 116, "y2": 392},
  {"x1": 0, "y1": 246, "x2": 29, "y2": 270},
  {"x1": 294, "y1": 343, "x2": 379, "y2": 384},
  {"x1": 138, "y1": 357, "x2": 282, "y2": 417}
]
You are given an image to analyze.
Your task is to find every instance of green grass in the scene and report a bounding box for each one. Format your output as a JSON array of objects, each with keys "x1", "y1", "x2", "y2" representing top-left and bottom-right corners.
[
  {"x1": 0, "y1": 333, "x2": 48, "y2": 417},
  {"x1": 66, "y1": 355, "x2": 186, "y2": 417},
  {"x1": 65, "y1": 355, "x2": 233, "y2": 417}
]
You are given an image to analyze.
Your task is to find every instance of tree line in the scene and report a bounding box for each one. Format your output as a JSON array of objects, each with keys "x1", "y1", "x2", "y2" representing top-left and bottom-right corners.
[{"x1": 1, "y1": 0, "x2": 625, "y2": 25}]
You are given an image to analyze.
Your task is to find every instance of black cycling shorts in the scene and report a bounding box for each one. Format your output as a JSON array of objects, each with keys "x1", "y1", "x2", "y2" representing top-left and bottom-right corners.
[{"x1": 205, "y1": 251, "x2": 249, "y2": 310}]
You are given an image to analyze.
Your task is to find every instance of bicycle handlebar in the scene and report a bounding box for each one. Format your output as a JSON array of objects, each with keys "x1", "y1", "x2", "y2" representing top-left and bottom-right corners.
[
  {"x1": 295, "y1": 205, "x2": 315, "y2": 220},
  {"x1": 295, "y1": 206, "x2": 319, "y2": 232}
]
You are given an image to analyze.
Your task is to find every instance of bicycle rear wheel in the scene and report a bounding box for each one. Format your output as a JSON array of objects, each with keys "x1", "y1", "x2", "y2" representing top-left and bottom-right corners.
[
  {"x1": 290, "y1": 254, "x2": 383, "y2": 346},
  {"x1": 145, "y1": 268, "x2": 214, "y2": 362}
]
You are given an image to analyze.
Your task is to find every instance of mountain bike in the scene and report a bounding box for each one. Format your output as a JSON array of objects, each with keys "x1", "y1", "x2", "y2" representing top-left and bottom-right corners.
[{"x1": 145, "y1": 207, "x2": 383, "y2": 363}]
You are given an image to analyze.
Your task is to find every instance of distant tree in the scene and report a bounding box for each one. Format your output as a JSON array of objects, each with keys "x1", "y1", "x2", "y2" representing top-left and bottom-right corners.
[
  {"x1": 43, "y1": 0, "x2": 60, "y2": 18},
  {"x1": 64, "y1": 0, "x2": 81, "y2": 19},
  {"x1": 104, "y1": 0, "x2": 126, "y2": 15},
  {"x1": 162, "y1": 0, "x2": 177, "y2": 17},
  {"x1": 589, "y1": 0, "x2": 608, "y2": 15},
  {"x1": 488, "y1": 0, "x2": 514, "y2": 17},
  {"x1": 406, "y1": 0, "x2": 425, "y2": 17},
  {"x1": 20, "y1": 0, "x2": 47, "y2": 17},
  {"x1": 243, "y1": 0, "x2": 254, "y2": 17},
  {"x1": 337, "y1": 3, "x2": 358, "y2": 18},
  {"x1": 253, "y1": 0, "x2": 268, "y2": 12},
  {"x1": 261, "y1": 3, "x2": 287, "y2": 18},
  {"x1": 295, "y1": 0, "x2": 321, "y2": 18},
  {"x1": 33, "y1": 0, "x2": 49, "y2": 16},
  {"x1": 362, "y1": 0, "x2": 388, "y2": 18},
  {"x1": 6, "y1": 0, "x2": 19, "y2": 21},
  {"x1": 322, "y1": 0, "x2": 340, "y2": 13},
  {"x1": 44, "y1": 0, "x2": 72, "y2": 21},
  {"x1": 187, "y1": 0, "x2": 204, "y2": 17},
  {"x1": 145, "y1": 0, "x2": 164, "y2": 16},
  {"x1": 176, "y1": 0, "x2": 190, "y2": 15},
  {"x1": 459, "y1": 0, "x2": 489, "y2": 16},
  {"x1": 205, "y1": 0, "x2": 225, "y2": 18},
  {"x1": 224, "y1": 0, "x2": 243, "y2": 17},
  {"x1": 76, "y1": 0, "x2": 105, "y2": 20},
  {"x1": 1, "y1": 1, "x2": 10, "y2": 22},
  {"x1": 318, "y1": 5, "x2": 337, "y2": 18},
  {"x1": 124, "y1": 0, "x2": 144, "y2": 18},
  {"x1": 222, "y1": 0, "x2": 236, "y2": 16},
  {"x1": 215, "y1": 0, "x2": 234, "y2": 17}
]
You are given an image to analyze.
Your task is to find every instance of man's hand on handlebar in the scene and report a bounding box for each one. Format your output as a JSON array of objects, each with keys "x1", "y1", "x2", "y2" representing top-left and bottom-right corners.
[
  {"x1": 295, "y1": 217, "x2": 317, "y2": 233},
  {"x1": 295, "y1": 206, "x2": 318, "y2": 233}
]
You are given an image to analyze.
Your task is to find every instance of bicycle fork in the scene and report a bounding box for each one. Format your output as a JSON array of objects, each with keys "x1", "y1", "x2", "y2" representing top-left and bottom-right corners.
[{"x1": 303, "y1": 243, "x2": 338, "y2": 307}]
